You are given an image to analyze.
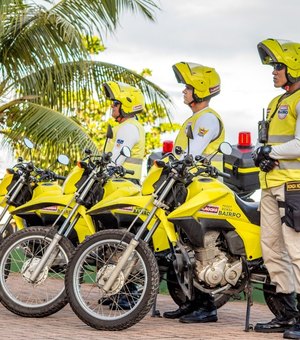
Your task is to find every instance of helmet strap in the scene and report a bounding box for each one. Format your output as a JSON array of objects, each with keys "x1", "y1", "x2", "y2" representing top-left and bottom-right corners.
[
  {"x1": 188, "y1": 100, "x2": 196, "y2": 108},
  {"x1": 115, "y1": 112, "x2": 124, "y2": 123}
]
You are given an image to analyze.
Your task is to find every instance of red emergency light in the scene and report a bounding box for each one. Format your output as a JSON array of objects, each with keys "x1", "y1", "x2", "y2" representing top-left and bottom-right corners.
[
  {"x1": 162, "y1": 140, "x2": 174, "y2": 154},
  {"x1": 238, "y1": 131, "x2": 252, "y2": 147}
]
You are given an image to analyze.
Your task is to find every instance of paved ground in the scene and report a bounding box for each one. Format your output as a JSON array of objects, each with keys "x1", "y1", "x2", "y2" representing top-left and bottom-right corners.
[{"x1": 0, "y1": 294, "x2": 285, "y2": 340}]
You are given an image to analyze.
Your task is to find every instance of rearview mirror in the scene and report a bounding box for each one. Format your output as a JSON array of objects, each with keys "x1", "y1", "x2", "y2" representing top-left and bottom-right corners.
[
  {"x1": 120, "y1": 146, "x2": 131, "y2": 158},
  {"x1": 219, "y1": 142, "x2": 232, "y2": 156},
  {"x1": 24, "y1": 138, "x2": 34, "y2": 149},
  {"x1": 186, "y1": 125, "x2": 194, "y2": 140},
  {"x1": 57, "y1": 154, "x2": 70, "y2": 165},
  {"x1": 106, "y1": 124, "x2": 113, "y2": 139}
]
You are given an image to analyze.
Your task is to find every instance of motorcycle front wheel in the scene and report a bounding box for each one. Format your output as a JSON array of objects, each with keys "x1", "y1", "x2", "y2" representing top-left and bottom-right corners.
[
  {"x1": 65, "y1": 229, "x2": 160, "y2": 331},
  {"x1": 0, "y1": 226, "x2": 74, "y2": 317}
]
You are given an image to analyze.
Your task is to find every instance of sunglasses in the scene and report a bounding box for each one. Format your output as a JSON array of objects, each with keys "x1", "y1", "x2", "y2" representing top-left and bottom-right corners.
[
  {"x1": 112, "y1": 100, "x2": 120, "y2": 107},
  {"x1": 273, "y1": 63, "x2": 285, "y2": 71}
]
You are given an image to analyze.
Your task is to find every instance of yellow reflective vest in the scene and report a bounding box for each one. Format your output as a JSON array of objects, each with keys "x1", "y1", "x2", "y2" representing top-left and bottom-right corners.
[
  {"x1": 106, "y1": 118, "x2": 145, "y2": 181},
  {"x1": 174, "y1": 108, "x2": 225, "y2": 170},
  {"x1": 259, "y1": 90, "x2": 300, "y2": 189}
]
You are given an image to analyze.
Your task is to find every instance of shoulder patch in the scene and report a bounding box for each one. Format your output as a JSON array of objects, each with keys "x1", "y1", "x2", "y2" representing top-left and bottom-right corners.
[
  {"x1": 198, "y1": 127, "x2": 209, "y2": 137},
  {"x1": 116, "y1": 139, "x2": 124, "y2": 147}
]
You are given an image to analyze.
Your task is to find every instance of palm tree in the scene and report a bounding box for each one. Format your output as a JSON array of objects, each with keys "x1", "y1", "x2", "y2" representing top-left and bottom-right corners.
[{"x1": 0, "y1": 0, "x2": 172, "y2": 164}]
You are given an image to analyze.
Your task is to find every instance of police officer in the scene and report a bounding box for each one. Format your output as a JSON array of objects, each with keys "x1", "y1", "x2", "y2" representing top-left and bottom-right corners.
[
  {"x1": 252, "y1": 39, "x2": 300, "y2": 339},
  {"x1": 103, "y1": 81, "x2": 145, "y2": 185},
  {"x1": 163, "y1": 62, "x2": 225, "y2": 323},
  {"x1": 172, "y1": 62, "x2": 225, "y2": 170}
]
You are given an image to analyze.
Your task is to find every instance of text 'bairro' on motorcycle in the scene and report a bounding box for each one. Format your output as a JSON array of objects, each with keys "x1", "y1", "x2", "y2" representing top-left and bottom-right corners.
[
  {"x1": 64, "y1": 127, "x2": 287, "y2": 331},
  {"x1": 0, "y1": 125, "x2": 140, "y2": 318},
  {"x1": 0, "y1": 137, "x2": 68, "y2": 241}
]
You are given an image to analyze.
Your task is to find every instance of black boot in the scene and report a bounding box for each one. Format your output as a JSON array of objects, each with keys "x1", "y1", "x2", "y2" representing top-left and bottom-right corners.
[
  {"x1": 255, "y1": 293, "x2": 298, "y2": 333},
  {"x1": 284, "y1": 323, "x2": 300, "y2": 339},
  {"x1": 163, "y1": 300, "x2": 195, "y2": 319},
  {"x1": 179, "y1": 292, "x2": 218, "y2": 324},
  {"x1": 109, "y1": 283, "x2": 140, "y2": 310}
]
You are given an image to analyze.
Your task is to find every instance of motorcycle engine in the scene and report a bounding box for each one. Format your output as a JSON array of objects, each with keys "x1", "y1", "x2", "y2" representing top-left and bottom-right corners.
[{"x1": 193, "y1": 231, "x2": 242, "y2": 288}]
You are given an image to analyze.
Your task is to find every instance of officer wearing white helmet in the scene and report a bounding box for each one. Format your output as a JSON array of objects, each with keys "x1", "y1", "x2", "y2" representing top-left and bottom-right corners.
[
  {"x1": 163, "y1": 62, "x2": 225, "y2": 323},
  {"x1": 103, "y1": 81, "x2": 145, "y2": 185},
  {"x1": 252, "y1": 39, "x2": 300, "y2": 339}
]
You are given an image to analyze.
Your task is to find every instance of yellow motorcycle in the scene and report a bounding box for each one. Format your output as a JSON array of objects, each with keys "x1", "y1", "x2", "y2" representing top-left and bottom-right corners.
[
  {"x1": 0, "y1": 126, "x2": 140, "y2": 318},
  {"x1": 0, "y1": 138, "x2": 68, "y2": 240},
  {"x1": 64, "y1": 139, "x2": 282, "y2": 331}
]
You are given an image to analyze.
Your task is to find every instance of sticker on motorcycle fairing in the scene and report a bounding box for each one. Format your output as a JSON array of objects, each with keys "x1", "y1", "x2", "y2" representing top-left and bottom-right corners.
[
  {"x1": 200, "y1": 205, "x2": 219, "y2": 214},
  {"x1": 120, "y1": 206, "x2": 134, "y2": 212},
  {"x1": 133, "y1": 207, "x2": 150, "y2": 216},
  {"x1": 198, "y1": 127, "x2": 209, "y2": 137},
  {"x1": 278, "y1": 105, "x2": 288, "y2": 120},
  {"x1": 41, "y1": 206, "x2": 58, "y2": 212},
  {"x1": 218, "y1": 210, "x2": 241, "y2": 218}
]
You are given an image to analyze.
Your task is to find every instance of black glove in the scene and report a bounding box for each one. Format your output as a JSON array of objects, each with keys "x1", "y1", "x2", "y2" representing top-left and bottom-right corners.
[
  {"x1": 252, "y1": 145, "x2": 272, "y2": 167},
  {"x1": 259, "y1": 158, "x2": 278, "y2": 172}
]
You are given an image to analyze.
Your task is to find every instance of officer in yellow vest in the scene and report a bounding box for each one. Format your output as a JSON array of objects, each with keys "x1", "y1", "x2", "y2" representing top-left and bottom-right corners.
[
  {"x1": 103, "y1": 81, "x2": 145, "y2": 185},
  {"x1": 252, "y1": 39, "x2": 300, "y2": 338},
  {"x1": 163, "y1": 62, "x2": 225, "y2": 323},
  {"x1": 172, "y1": 62, "x2": 225, "y2": 170}
]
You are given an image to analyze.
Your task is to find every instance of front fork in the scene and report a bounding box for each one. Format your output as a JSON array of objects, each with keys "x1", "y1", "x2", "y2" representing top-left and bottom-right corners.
[
  {"x1": 29, "y1": 210, "x2": 81, "y2": 282},
  {"x1": 102, "y1": 177, "x2": 176, "y2": 293},
  {"x1": 0, "y1": 206, "x2": 12, "y2": 236},
  {"x1": 28, "y1": 169, "x2": 100, "y2": 283}
]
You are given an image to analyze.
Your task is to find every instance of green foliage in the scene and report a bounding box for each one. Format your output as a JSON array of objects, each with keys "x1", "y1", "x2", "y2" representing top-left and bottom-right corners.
[{"x1": 0, "y1": 0, "x2": 175, "y2": 170}]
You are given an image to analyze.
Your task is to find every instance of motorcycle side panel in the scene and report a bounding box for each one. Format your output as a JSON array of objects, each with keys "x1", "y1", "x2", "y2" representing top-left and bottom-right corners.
[
  {"x1": 11, "y1": 194, "x2": 75, "y2": 215},
  {"x1": 87, "y1": 195, "x2": 152, "y2": 215}
]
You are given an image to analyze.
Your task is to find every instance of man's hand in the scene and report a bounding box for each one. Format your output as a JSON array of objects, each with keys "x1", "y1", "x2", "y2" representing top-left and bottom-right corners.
[
  {"x1": 259, "y1": 159, "x2": 278, "y2": 172},
  {"x1": 252, "y1": 145, "x2": 272, "y2": 167}
]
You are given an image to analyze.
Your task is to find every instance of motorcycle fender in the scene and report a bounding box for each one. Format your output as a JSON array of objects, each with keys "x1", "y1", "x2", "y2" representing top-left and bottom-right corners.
[
  {"x1": 12, "y1": 215, "x2": 25, "y2": 230},
  {"x1": 168, "y1": 188, "x2": 229, "y2": 219},
  {"x1": 0, "y1": 195, "x2": 7, "y2": 207},
  {"x1": 87, "y1": 195, "x2": 153, "y2": 215},
  {"x1": 155, "y1": 209, "x2": 177, "y2": 245},
  {"x1": 73, "y1": 208, "x2": 95, "y2": 242},
  {"x1": 10, "y1": 194, "x2": 75, "y2": 215}
]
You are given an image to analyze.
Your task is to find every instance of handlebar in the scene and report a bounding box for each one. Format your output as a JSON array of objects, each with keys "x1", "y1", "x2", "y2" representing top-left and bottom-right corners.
[
  {"x1": 55, "y1": 174, "x2": 66, "y2": 180},
  {"x1": 124, "y1": 169, "x2": 135, "y2": 175}
]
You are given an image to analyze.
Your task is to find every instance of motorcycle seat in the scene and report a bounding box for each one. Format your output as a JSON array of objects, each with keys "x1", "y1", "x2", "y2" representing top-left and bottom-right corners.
[{"x1": 234, "y1": 194, "x2": 260, "y2": 226}]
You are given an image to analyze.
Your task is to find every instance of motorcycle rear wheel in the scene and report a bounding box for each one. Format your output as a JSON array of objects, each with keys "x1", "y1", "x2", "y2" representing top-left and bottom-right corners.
[
  {"x1": 0, "y1": 226, "x2": 74, "y2": 317},
  {"x1": 65, "y1": 229, "x2": 160, "y2": 330},
  {"x1": 166, "y1": 266, "x2": 231, "y2": 309}
]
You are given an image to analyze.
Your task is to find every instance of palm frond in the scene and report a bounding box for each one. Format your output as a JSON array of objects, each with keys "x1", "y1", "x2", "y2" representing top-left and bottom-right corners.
[
  {"x1": 4, "y1": 102, "x2": 99, "y2": 157},
  {"x1": 17, "y1": 60, "x2": 174, "y2": 121}
]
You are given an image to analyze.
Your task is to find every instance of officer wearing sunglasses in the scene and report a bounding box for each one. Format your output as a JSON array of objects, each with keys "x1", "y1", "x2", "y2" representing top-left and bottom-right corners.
[{"x1": 253, "y1": 39, "x2": 300, "y2": 339}]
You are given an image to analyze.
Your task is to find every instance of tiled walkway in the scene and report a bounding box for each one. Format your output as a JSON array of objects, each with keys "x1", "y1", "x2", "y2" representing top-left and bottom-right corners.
[{"x1": 0, "y1": 294, "x2": 284, "y2": 340}]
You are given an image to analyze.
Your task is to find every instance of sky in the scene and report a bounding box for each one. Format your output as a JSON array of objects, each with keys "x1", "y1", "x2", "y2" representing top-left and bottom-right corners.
[
  {"x1": 1, "y1": 0, "x2": 300, "y2": 174},
  {"x1": 98, "y1": 0, "x2": 300, "y2": 145}
]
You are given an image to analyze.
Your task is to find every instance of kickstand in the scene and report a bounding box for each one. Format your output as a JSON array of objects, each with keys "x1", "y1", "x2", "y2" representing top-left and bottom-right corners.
[
  {"x1": 244, "y1": 282, "x2": 254, "y2": 332},
  {"x1": 151, "y1": 293, "x2": 161, "y2": 317}
]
